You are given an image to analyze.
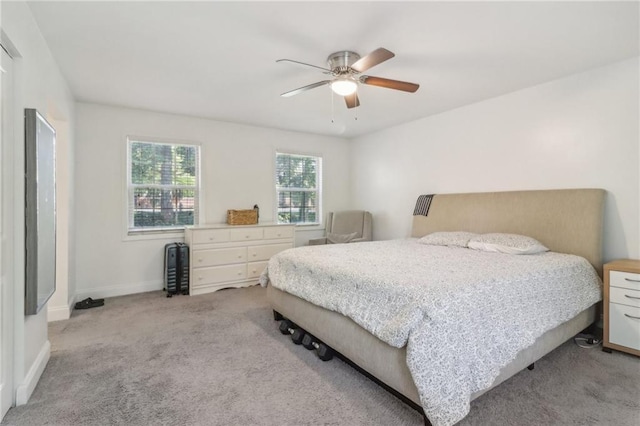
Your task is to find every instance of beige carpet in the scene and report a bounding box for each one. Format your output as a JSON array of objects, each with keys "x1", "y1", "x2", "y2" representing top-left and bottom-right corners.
[{"x1": 2, "y1": 286, "x2": 639, "y2": 426}]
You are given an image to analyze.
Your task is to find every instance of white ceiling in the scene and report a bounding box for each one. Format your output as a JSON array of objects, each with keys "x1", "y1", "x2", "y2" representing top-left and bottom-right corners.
[{"x1": 27, "y1": 1, "x2": 639, "y2": 138}]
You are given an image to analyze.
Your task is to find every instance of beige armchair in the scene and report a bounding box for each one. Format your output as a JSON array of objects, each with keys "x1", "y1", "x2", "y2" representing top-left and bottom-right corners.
[{"x1": 309, "y1": 210, "x2": 373, "y2": 245}]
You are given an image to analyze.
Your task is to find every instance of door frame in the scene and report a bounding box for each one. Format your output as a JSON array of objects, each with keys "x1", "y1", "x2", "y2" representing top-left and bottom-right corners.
[{"x1": 0, "y1": 44, "x2": 16, "y2": 419}]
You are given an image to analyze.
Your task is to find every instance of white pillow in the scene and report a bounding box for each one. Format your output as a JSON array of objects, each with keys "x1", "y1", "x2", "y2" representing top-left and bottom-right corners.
[
  {"x1": 418, "y1": 231, "x2": 477, "y2": 248},
  {"x1": 468, "y1": 233, "x2": 549, "y2": 255},
  {"x1": 327, "y1": 231, "x2": 359, "y2": 244}
]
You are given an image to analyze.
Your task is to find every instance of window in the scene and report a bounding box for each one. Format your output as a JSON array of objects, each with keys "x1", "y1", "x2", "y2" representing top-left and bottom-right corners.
[
  {"x1": 127, "y1": 139, "x2": 200, "y2": 232},
  {"x1": 275, "y1": 152, "x2": 322, "y2": 225}
]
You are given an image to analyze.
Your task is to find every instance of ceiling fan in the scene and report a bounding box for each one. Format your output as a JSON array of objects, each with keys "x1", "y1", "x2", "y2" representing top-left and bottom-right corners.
[{"x1": 277, "y1": 47, "x2": 420, "y2": 109}]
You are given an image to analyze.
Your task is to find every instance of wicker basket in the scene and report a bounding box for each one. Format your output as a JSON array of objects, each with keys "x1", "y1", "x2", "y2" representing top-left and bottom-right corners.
[{"x1": 227, "y1": 209, "x2": 258, "y2": 225}]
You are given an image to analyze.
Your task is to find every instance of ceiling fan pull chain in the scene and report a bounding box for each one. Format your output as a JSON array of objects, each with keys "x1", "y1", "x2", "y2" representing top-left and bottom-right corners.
[
  {"x1": 331, "y1": 88, "x2": 335, "y2": 123},
  {"x1": 354, "y1": 92, "x2": 358, "y2": 121}
]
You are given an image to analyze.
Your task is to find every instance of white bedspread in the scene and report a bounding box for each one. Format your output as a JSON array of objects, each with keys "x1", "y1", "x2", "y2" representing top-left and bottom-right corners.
[{"x1": 259, "y1": 239, "x2": 601, "y2": 426}]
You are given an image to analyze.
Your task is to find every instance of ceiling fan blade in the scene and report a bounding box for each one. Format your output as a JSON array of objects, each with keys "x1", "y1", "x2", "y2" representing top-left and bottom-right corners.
[
  {"x1": 344, "y1": 93, "x2": 360, "y2": 109},
  {"x1": 280, "y1": 80, "x2": 331, "y2": 97},
  {"x1": 351, "y1": 48, "x2": 395, "y2": 73},
  {"x1": 360, "y1": 75, "x2": 419, "y2": 93},
  {"x1": 276, "y1": 59, "x2": 332, "y2": 73}
]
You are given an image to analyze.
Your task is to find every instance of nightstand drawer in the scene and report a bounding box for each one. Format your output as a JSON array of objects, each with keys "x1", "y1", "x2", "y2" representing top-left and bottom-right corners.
[
  {"x1": 193, "y1": 247, "x2": 246, "y2": 267},
  {"x1": 610, "y1": 287, "x2": 640, "y2": 308},
  {"x1": 610, "y1": 271, "x2": 640, "y2": 291},
  {"x1": 609, "y1": 304, "x2": 640, "y2": 351}
]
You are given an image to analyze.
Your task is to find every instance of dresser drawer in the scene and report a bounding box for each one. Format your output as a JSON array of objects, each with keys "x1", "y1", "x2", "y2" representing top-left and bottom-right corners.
[
  {"x1": 609, "y1": 303, "x2": 640, "y2": 351},
  {"x1": 247, "y1": 261, "x2": 269, "y2": 279},
  {"x1": 610, "y1": 271, "x2": 640, "y2": 291},
  {"x1": 229, "y1": 228, "x2": 264, "y2": 242},
  {"x1": 248, "y1": 243, "x2": 292, "y2": 262},
  {"x1": 610, "y1": 286, "x2": 640, "y2": 308},
  {"x1": 264, "y1": 226, "x2": 294, "y2": 240},
  {"x1": 192, "y1": 229, "x2": 230, "y2": 244},
  {"x1": 193, "y1": 247, "x2": 246, "y2": 267},
  {"x1": 193, "y1": 264, "x2": 246, "y2": 286}
]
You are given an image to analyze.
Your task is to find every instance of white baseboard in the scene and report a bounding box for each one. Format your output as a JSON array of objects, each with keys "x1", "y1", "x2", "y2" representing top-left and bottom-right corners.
[
  {"x1": 16, "y1": 340, "x2": 50, "y2": 406},
  {"x1": 0, "y1": 383, "x2": 9, "y2": 421},
  {"x1": 47, "y1": 303, "x2": 71, "y2": 322},
  {"x1": 75, "y1": 280, "x2": 163, "y2": 301}
]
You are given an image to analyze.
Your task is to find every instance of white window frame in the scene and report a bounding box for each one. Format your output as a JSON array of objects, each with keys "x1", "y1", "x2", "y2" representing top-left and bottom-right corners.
[
  {"x1": 275, "y1": 151, "x2": 322, "y2": 226},
  {"x1": 125, "y1": 137, "x2": 201, "y2": 239}
]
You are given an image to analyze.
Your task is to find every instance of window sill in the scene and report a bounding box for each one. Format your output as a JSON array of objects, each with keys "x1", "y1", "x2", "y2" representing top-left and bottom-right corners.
[
  {"x1": 292, "y1": 223, "x2": 325, "y2": 232},
  {"x1": 275, "y1": 222, "x2": 321, "y2": 227},
  {"x1": 124, "y1": 228, "x2": 185, "y2": 242}
]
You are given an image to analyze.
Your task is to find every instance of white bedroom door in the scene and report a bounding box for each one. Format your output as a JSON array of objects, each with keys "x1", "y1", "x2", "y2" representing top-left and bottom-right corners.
[{"x1": 0, "y1": 46, "x2": 15, "y2": 420}]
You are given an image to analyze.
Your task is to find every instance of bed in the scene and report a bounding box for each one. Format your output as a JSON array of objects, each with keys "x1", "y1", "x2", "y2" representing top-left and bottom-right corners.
[{"x1": 261, "y1": 189, "x2": 605, "y2": 426}]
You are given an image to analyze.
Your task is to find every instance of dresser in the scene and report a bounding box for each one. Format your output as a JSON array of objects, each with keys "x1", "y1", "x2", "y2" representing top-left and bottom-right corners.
[
  {"x1": 603, "y1": 259, "x2": 640, "y2": 356},
  {"x1": 184, "y1": 223, "x2": 295, "y2": 296}
]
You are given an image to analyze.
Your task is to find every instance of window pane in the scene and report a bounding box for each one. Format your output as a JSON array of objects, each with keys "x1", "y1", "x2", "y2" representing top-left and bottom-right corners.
[
  {"x1": 133, "y1": 187, "x2": 195, "y2": 228},
  {"x1": 277, "y1": 190, "x2": 317, "y2": 224},
  {"x1": 131, "y1": 142, "x2": 197, "y2": 186},
  {"x1": 131, "y1": 142, "x2": 159, "y2": 184},
  {"x1": 276, "y1": 154, "x2": 317, "y2": 189}
]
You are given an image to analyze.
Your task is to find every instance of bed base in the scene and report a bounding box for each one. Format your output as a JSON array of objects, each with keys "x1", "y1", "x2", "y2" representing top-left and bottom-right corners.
[
  {"x1": 274, "y1": 308, "x2": 535, "y2": 426},
  {"x1": 268, "y1": 285, "x2": 596, "y2": 423},
  {"x1": 273, "y1": 309, "x2": 432, "y2": 426},
  {"x1": 331, "y1": 348, "x2": 432, "y2": 426}
]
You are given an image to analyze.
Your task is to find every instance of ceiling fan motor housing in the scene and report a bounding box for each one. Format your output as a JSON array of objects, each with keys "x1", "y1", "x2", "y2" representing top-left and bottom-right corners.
[{"x1": 327, "y1": 51, "x2": 361, "y2": 75}]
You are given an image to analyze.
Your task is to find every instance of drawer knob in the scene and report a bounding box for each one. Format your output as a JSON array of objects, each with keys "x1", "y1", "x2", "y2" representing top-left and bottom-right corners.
[
  {"x1": 625, "y1": 278, "x2": 640, "y2": 283},
  {"x1": 237, "y1": 272, "x2": 242, "y2": 275},
  {"x1": 277, "y1": 233, "x2": 281, "y2": 236},
  {"x1": 198, "y1": 258, "x2": 203, "y2": 262},
  {"x1": 624, "y1": 294, "x2": 640, "y2": 300},
  {"x1": 624, "y1": 313, "x2": 640, "y2": 320},
  {"x1": 238, "y1": 255, "x2": 242, "y2": 259},
  {"x1": 252, "y1": 253, "x2": 257, "y2": 257},
  {"x1": 245, "y1": 235, "x2": 250, "y2": 239},
  {"x1": 209, "y1": 237, "x2": 214, "y2": 241},
  {"x1": 198, "y1": 276, "x2": 203, "y2": 281}
]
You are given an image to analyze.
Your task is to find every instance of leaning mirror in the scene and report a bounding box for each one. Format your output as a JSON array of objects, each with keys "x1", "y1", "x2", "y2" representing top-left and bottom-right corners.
[{"x1": 24, "y1": 109, "x2": 56, "y2": 315}]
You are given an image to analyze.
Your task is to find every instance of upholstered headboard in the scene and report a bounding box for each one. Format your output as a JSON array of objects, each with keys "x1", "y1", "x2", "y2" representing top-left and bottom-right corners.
[{"x1": 411, "y1": 189, "x2": 606, "y2": 275}]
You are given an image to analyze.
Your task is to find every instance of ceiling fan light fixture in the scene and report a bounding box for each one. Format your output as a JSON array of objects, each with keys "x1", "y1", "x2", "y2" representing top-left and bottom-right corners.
[{"x1": 330, "y1": 78, "x2": 358, "y2": 96}]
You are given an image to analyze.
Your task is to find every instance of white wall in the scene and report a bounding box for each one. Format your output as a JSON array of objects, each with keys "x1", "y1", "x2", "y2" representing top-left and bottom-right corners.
[
  {"x1": 1, "y1": 0, "x2": 75, "y2": 407},
  {"x1": 48, "y1": 117, "x2": 75, "y2": 321},
  {"x1": 74, "y1": 103, "x2": 350, "y2": 299},
  {"x1": 350, "y1": 58, "x2": 640, "y2": 263}
]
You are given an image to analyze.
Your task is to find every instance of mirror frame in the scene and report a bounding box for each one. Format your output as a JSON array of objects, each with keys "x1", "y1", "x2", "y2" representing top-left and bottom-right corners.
[{"x1": 24, "y1": 108, "x2": 56, "y2": 315}]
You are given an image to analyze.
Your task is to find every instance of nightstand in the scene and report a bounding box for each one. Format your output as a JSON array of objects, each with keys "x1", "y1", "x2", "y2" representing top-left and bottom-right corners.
[{"x1": 603, "y1": 259, "x2": 640, "y2": 356}]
